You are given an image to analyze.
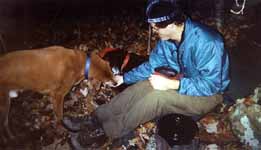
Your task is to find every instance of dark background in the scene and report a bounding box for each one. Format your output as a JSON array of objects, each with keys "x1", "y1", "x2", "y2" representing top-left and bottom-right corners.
[{"x1": 1, "y1": 0, "x2": 261, "y2": 98}]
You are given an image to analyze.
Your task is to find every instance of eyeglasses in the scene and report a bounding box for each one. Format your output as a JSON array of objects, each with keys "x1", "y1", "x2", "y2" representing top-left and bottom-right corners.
[{"x1": 150, "y1": 21, "x2": 171, "y2": 30}]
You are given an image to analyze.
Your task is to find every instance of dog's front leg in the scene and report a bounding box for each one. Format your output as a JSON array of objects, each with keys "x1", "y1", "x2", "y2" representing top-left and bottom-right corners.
[
  {"x1": 49, "y1": 91, "x2": 69, "y2": 136},
  {"x1": 49, "y1": 92, "x2": 65, "y2": 123}
]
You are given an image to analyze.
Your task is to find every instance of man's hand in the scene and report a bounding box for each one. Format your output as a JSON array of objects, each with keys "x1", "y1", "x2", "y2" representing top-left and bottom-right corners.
[
  {"x1": 149, "y1": 74, "x2": 180, "y2": 90},
  {"x1": 111, "y1": 75, "x2": 124, "y2": 87},
  {"x1": 106, "y1": 75, "x2": 123, "y2": 87}
]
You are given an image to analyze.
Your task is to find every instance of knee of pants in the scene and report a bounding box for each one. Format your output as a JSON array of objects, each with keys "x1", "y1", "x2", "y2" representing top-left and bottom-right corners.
[{"x1": 142, "y1": 90, "x2": 170, "y2": 107}]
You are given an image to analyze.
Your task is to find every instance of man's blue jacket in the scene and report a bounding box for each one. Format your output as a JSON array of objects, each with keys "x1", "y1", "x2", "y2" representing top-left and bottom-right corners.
[{"x1": 123, "y1": 18, "x2": 230, "y2": 96}]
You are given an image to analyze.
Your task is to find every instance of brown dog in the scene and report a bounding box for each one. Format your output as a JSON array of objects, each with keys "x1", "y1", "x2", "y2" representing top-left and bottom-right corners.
[{"x1": 0, "y1": 46, "x2": 116, "y2": 140}]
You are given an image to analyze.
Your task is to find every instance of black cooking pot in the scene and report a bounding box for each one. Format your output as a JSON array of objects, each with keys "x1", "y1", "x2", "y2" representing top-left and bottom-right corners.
[{"x1": 157, "y1": 113, "x2": 199, "y2": 147}]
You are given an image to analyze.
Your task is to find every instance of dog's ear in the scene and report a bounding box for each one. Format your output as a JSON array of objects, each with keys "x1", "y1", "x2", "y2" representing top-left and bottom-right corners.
[
  {"x1": 90, "y1": 51, "x2": 105, "y2": 62},
  {"x1": 90, "y1": 51, "x2": 108, "y2": 63}
]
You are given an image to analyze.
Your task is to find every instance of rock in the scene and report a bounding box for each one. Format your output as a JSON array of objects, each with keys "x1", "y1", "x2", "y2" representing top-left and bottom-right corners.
[{"x1": 228, "y1": 96, "x2": 261, "y2": 149}]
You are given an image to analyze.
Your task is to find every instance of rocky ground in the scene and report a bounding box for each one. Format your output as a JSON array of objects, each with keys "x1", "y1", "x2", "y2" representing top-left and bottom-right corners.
[{"x1": 0, "y1": 3, "x2": 261, "y2": 150}]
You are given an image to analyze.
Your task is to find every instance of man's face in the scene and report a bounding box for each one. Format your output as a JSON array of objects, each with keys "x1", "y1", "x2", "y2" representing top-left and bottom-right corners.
[
  {"x1": 151, "y1": 23, "x2": 172, "y2": 40},
  {"x1": 150, "y1": 23, "x2": 181, "y2": 41}
]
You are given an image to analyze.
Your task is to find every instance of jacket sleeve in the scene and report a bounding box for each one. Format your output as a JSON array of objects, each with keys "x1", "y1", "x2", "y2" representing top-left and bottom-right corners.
[
  {"x1": 123, "y1": 41, "x2": 168, "y2": 84},
  {"x1": 178, "y1": 41, "x2": 227, "y2": 96}
]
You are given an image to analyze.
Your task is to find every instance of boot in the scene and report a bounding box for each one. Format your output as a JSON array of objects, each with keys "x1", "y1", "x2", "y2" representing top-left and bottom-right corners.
[
  {"x1": 69, "y1": 126, "x2": 108, "y2": 149},
  {"x1": 63, "y1": 113, "x2": 100, "y2": 132}
]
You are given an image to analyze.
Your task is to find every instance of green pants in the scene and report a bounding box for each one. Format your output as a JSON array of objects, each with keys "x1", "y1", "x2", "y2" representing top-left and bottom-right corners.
[{"x1": 95, "y1": 81, "x2": 223, "y2": 139}]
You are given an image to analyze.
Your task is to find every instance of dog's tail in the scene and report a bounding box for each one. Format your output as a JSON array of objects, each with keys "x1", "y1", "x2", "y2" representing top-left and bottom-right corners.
[{"x1": 0, "y1": 34, "x2": 7, "y2": 55}]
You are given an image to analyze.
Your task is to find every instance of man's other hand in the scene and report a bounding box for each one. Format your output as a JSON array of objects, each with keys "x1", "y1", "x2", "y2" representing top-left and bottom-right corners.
[
  {"x1": 149, "y1": 74, "x2": 180, "y2": 90},
  {"x1": 111, "y1": 75, "x2": 124, "y2": 87}
]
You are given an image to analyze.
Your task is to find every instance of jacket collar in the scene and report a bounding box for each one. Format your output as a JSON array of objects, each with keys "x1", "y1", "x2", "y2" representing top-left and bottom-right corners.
[{"x1": 183, "y1": 17, "x2": 193, "y2": 42}]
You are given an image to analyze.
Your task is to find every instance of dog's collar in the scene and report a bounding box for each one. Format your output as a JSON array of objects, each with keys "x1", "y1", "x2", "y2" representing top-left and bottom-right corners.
[{"x1": 84, "y1": 55, "x2": 91, "y2": 79}]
